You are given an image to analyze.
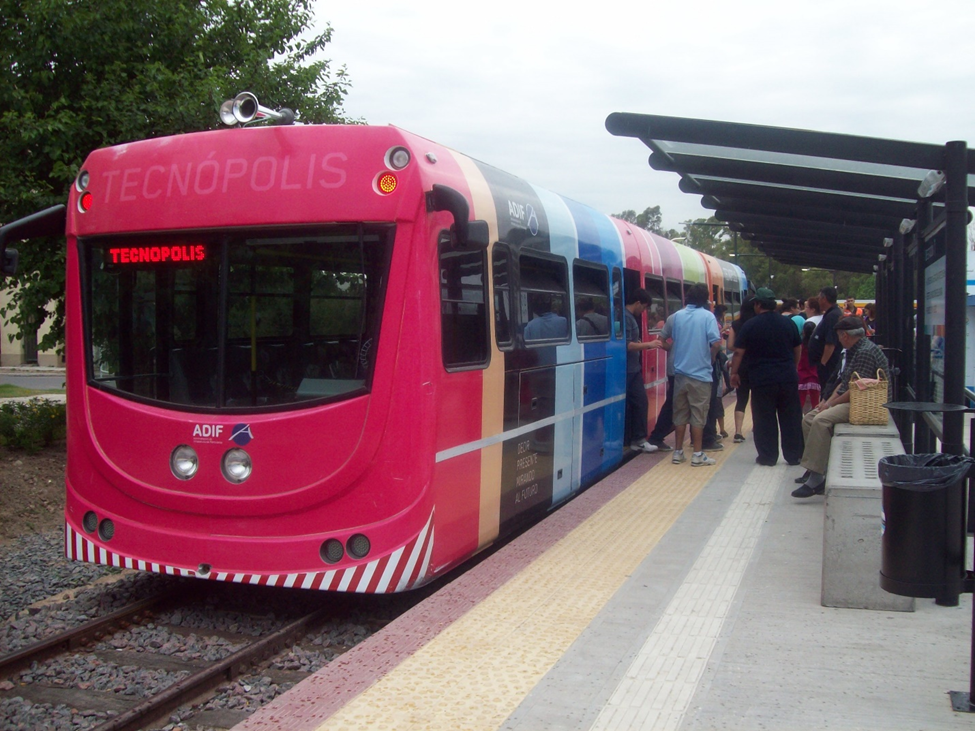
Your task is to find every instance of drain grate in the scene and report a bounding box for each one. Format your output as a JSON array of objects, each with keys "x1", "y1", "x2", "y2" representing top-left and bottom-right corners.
[{"x1": 830, "y1": 436, "x2": 904, "y2": 488}]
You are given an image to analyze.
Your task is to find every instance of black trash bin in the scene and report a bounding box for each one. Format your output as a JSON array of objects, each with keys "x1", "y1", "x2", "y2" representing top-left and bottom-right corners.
[{"x1": 879, "y1": 453, "x2": 974, "y2": 601}]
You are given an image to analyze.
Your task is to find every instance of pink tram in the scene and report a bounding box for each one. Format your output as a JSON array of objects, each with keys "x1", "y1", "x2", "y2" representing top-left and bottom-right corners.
[{"x1": 0, "y1": 101, "x2": 746, "y2": 592}]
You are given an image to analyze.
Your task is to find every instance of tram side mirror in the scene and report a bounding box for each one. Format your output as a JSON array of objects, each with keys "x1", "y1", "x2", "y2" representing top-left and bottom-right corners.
[
  {"x1": 1, "y1": 248, "x2": 18, "y2": 277},
  {"x1": 465, "y1": 220, "x2": 490, "y2": 249},
  {"x1": 0, "y1": 204, "x2": 67, "y2": 279},
  {"x1": 426, "y1": 184, "x2": 489, "y2": 250}
]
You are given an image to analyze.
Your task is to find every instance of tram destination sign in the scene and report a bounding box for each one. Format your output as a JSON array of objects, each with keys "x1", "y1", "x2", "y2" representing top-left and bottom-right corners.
[{"x1": 106, "y1": 244, "x2": 206, "y2": 265}]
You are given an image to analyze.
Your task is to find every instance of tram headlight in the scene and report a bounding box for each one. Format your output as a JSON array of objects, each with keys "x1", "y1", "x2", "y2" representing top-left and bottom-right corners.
[
  {"x1": 222, "y1": 448, "x2": 252, "y2": 484},
  {"x1": 83, "y1": 511, "x2": 98, "y2": 533},
  {"x1": 385, "y1": 146, "x2": 411, "y2": 170},
  {"x1": 170, "y1": 445, "x2": 199, "y2": 480},
  {"x1": 347, "y1": 533, "x2": 371, "y2": 559},
  {"x1": 320, "y1": 539, "x2": 344, "y2": 564},
  {"x1": 98, "y1": 519, "x2": 115, "y2": 541}
]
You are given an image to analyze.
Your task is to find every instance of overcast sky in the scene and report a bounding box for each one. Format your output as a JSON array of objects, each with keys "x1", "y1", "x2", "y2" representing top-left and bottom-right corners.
[{"x1": 313, "y1": 0, "x2": 975, "y2": 231}]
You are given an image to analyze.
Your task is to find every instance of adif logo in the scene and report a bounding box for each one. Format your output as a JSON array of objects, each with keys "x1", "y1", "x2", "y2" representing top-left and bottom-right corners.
[
  {"x1": 526, "y1": 204, "x2": 539, "y2": 236},
  {"x1": 230, "y1": 423, "x2": 254, "y2": 446},
  {"x1": 508, "y1": 200, "x2": 526, "y2": 225},
  {"x1": 193, "y1": 424, "x2": 224, "y2": 438},
  {"x1": 506, "y1": 200, "x2": 539, "y2": 237}
]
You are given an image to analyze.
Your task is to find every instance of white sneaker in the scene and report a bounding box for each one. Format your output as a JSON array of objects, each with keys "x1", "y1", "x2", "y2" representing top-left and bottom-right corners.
[
  {"x1": 672, "y1": 449, "x2": 686, "y2": 464},
  {"x1": 691, "y1": 452, "x2": 716, "y2": 467},
  {"x1": 631, "y1": 441, "x2": 659, "y2": 454}
]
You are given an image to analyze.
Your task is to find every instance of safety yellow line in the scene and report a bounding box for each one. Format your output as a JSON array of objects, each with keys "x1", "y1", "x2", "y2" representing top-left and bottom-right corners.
[{"x1": 315, "y1": 419, "x2": 751, "y2": 731}]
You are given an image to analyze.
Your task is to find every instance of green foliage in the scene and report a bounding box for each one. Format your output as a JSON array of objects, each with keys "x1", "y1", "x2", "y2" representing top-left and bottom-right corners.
[
  {"x1": 679, "y1": 216, "x2": 876, "y2": 302},
  {"x1": 0, "y1": 398, "x2": 66, "y2": 452},
  {"x1": 613, "y1": 206, "x2": 670, "y2": 236},
  {"x1": 0, "y1": 384, "x2": 64, "y2": 398},
  {"x1": 0, "y1": 0, "x2": 352, "y2": 352},
  {"x1": 619, "y1": 209, "x2": 878, "y2": 303}
]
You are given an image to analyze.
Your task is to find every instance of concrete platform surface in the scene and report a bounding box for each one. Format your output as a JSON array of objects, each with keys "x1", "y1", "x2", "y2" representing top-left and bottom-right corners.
[{"x1": 236, "y1": 416, "x2": 974, "y2": 731}]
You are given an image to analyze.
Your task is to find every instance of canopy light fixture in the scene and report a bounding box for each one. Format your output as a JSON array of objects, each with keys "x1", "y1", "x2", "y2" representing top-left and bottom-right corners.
[{"x1": 917, "y1": 170, "x2": 946, "y2": 198}]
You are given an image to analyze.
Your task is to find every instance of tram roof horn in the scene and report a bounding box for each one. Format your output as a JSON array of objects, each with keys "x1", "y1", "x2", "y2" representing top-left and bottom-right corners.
[{"x1": 219, "y1": 92, "x2": 295, "y2": 127}]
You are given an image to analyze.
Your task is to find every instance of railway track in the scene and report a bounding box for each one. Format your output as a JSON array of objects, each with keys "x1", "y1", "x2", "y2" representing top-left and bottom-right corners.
[{"x1": 0, "y1": 582, "x2": 397, "y2": 731}]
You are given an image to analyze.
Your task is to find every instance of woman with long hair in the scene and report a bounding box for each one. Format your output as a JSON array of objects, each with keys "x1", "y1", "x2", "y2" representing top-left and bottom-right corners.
[{"x1": 797, "y1": 319, "x2": 821, "y2": 412}]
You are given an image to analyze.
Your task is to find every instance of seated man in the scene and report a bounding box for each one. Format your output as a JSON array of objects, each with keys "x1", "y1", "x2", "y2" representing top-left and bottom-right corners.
[
  {"x1": 792, "y1": 316, "x2": 890, "y2": 497},
  {"x1": 524, "y1": 293, "x2": 568, "y2": 341}
]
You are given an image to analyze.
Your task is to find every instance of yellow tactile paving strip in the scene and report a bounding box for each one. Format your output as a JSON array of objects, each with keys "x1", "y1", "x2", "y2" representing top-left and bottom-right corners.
[{"x1": 315, "y1": 428, "x2": 749, "y2": 731}]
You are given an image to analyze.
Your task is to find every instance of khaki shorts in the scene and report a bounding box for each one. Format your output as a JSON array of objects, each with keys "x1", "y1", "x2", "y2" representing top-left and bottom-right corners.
[{"x1": 673, "y1": 374, "x2": 712, "y2": 428}]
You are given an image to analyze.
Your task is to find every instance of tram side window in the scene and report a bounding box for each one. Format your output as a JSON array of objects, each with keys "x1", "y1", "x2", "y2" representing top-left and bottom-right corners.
[
  {"x1": 643, "y1": 276, "x2": 666, "y2": 330},
  {"x1": 439, "y1": 243, "x2": 489, "y2": 370},
  {"x1": 665, "y1": 279, "x2": 683, "y2": 317},
  {"x1": 493, "y1": 243, "x2": 513, "y2": 349},
  {"x1": 573, "y1": 260, "x2": 610, "y2": 341},
  {"x1": 520, "y1": 253, "x2": 569, "y2": 345},
  {"x1": 612, "y1": 268, "x2": 623, "y2": 339}
]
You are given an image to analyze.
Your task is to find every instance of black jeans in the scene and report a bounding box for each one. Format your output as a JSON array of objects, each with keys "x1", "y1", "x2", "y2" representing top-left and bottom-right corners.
[
  {"x1": 648, "y1": 375, "x2": 675, "y2": 443},
  {"x1": 749, "y1": 381, "x2": 804, "y2": 465},
  {"x1": 625, "y1": 370, "x2": 649, "y2": 445}
]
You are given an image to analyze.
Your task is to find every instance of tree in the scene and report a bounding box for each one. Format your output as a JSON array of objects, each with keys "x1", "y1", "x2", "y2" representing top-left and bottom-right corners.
[
  {"x1": 676, "y1": 217, "x2": 876, "y2": 302},
  {"x1": 0, "y1": 0, "x2": 352, "y2": 352},
  {"x1": 613, "y1": 205, "x2": 665, "y2": 236}
]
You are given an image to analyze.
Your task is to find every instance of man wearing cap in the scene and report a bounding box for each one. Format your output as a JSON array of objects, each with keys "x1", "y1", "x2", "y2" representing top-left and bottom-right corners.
[
  {"x1": 792, "y1": 315, "x2": 890, "y2": 497},
  {"x1": 729, "y1": 288, "x2": 803, "y2": 466}
]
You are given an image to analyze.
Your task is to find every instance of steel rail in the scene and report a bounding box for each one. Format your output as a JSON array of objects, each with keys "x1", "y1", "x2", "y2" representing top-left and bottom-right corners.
[
  {"x1": 0, "y1": 590, "x2": 180, "y2": 677},
  {"x1": 90, "y1": 607, "x2": 331, "y2": 731}
]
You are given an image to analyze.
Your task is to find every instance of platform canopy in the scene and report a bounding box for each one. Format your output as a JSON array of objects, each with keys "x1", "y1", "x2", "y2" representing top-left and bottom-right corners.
[{"x1": 606, "y1": 113, "x2": 975, "y2": 273}]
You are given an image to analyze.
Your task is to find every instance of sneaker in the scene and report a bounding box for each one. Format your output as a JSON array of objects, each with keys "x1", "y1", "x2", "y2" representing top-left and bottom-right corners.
[
  {"x1": 794, "y1": 470, "x2": 811, "y2": 484},
  {"x1": 791, "y1": 482, "x2": 825, "y2": 498},
  {"x1": 720, "y1": 430, "x2": 729, "y2": 439},
  {"x1": 631, "y1": 441, "x2": 659, "y2": 454},
  {"x1": 733, "y1": 433, "x2": 745, "y2": 443},
  {"x1": 672, "y1": 449, "x2": 686, "y2": 464},
  {"x1": 691, "y1": 452, "x2": 716, "y2": 467},
  {"x1": 702, "y1": 442, "x2": 724, "y2": 452},
  {"x1": 648, "y1": 439, "x2": 673, "y2": 452}
]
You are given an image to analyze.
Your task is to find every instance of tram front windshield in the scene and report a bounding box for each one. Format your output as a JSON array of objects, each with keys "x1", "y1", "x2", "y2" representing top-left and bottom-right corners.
[{"x1": 82, "y1": 225, "x2": 393, "y2": 411}]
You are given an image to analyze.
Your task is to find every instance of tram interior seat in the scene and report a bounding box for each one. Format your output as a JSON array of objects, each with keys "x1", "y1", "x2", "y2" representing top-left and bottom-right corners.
[
  {"x1": 168, "y1": 340, "x2": 364, "y2": 405},
  {"x1": 169, "y1": 347, "x2": 217, "y2": 405}
]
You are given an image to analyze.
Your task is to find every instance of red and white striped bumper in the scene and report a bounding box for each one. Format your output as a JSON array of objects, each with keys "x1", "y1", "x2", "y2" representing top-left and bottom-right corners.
[{"x1": 64, "y1": 512, "x2": 435, "y2": 593}]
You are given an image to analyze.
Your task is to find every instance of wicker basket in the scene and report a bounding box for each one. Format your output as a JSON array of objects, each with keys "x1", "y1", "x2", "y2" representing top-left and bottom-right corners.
[{"x1": 848, "y1": 370, "x2": 889, "y2": 425}]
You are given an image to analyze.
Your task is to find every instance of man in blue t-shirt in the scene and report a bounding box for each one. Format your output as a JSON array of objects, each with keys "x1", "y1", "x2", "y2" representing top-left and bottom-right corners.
[{"x1": 667, "y1": 283, "x2": 722, "y2": 467}]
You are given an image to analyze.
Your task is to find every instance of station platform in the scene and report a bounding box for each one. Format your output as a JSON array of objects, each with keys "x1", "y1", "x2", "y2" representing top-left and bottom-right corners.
[{"x1": 235, "y1": 415, "x2": 973, "y2": 731}]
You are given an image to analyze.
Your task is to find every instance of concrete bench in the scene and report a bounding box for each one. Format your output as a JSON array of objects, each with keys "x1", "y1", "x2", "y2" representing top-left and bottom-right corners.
[{"x1": 822, "y1": 422, "x2": 914, "y2": 611}]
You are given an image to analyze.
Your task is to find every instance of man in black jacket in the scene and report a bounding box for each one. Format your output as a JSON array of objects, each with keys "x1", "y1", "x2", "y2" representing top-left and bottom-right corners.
[
  {"x1": 729, "y1": 288, "x2": 803, "y2": 466},
  {"x1": 807, "y1": 286, "x2": 842, "y2": 389}
]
